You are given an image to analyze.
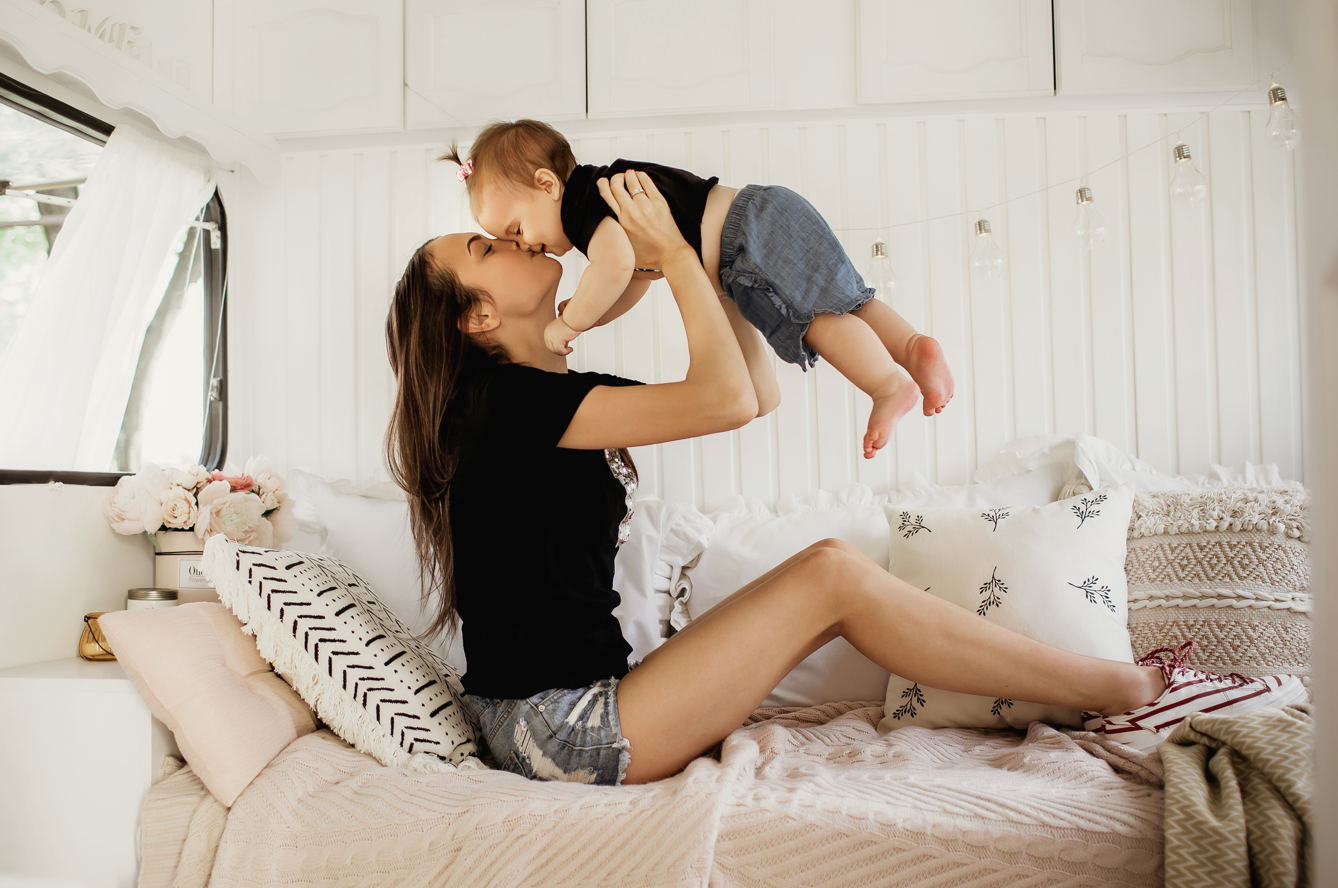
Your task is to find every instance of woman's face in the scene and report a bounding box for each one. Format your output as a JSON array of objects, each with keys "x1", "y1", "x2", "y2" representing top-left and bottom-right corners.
[{"x1": 429, "y1": 232, "x2": 563, "y2": 319}]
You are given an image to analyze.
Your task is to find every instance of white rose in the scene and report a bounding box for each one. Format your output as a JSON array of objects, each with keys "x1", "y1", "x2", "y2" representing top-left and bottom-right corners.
[
  {"x1": 268, "y1": 500, "x2": 296, "y2": 543},
  {"x1": 194, "y1": 480, "x2": 234, "y2": 540},
  {"x1": 203, "y1": 491, "x2": 273, "y2": 546},
  {"x1": 172, "y1": 465, "x2": 211, "y2": 490},
  {"x1": 103, "y1": 467, "x2": 168, "y2": 535},
  {"x1": 160, "y1": 487, "x2": 199, "y2": 529},
  {"x1": 245, "y1": 455, "x2": 286, "y2": 504}
]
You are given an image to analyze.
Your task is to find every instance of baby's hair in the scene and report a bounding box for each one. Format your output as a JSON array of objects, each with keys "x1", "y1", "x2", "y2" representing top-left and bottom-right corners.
[{"x1": 441, "y1": 119, "x2": 577, "y2": 210}]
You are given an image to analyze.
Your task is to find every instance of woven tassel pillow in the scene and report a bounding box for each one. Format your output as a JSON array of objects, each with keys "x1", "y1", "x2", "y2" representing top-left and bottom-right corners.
[
  {"x1": 203, "y1": 535, "x2": 481, "y2": 772},
  {"x1": 1124, "y1": 485, "x2": 1311, "y2": 687}
]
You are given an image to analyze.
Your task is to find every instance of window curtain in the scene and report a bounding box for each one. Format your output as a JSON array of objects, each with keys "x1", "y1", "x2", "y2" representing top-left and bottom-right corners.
[{"x1": 0, "y1": 125, "x2": 214, "y2": 471}]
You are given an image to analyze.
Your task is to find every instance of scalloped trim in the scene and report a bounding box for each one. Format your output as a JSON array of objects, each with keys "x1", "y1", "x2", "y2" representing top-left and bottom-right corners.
[{"x1": 1129, "y1": 485, "x2": 1309, "y2": 541}]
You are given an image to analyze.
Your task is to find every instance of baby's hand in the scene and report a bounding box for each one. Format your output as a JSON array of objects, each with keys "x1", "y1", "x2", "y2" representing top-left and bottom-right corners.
[{"x1": 545, "y1": 316, "x2": 580, "y2": 356}]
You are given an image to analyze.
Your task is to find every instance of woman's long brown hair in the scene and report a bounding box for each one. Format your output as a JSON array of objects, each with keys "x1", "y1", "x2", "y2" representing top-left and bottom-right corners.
[
  {"x1": 384, "y1": 240, "x2": 499, "y2": 641},
  {"x1": 385, "y1": 239, "x2": 637, "y2": 643}
]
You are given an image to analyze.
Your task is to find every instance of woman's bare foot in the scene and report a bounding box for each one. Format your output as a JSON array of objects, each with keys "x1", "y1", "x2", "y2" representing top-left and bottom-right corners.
[
  {"x1": 902, "y1": 334, "x2": 954, "y2": 416},
  {"x1": 864, "y1": 374, "x2": 920, "y2": 459}
]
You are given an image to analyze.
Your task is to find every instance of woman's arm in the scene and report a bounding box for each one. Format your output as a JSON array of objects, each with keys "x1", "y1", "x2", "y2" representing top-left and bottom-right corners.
[{"x1": 558, "y1": 171, "x2": 757, "y2": 450}]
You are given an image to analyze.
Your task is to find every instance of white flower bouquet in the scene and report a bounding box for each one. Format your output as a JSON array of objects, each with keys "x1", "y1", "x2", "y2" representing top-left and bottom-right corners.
[{"x1": 104, "y1": 455, "x2": 294, "y2": 547}]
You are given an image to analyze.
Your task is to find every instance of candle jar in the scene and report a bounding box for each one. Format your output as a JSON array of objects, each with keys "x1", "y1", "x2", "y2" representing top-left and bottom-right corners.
[{"x1": 126, "y1": 588, "x2": 179, "y2": 610}]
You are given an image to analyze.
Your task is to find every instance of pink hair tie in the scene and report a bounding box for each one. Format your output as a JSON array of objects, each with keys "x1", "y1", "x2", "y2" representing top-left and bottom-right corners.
[{"x1": 456, "y1": 159, "x2": 474, "y2": 183}]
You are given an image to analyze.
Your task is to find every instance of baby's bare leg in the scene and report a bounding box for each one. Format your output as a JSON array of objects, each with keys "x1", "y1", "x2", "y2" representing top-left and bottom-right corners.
[
  {"x1": 851, "y1": 300, "x2": 955, "y2": 416},
  {"x1": 804, "y1": 312, "x2": 919, "y2": 459}
]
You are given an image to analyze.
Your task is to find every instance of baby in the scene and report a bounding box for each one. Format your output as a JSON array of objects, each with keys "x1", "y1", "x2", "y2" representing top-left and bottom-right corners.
[{"x1": 444, "y1": 120, "x2": 953, "y2": 458}]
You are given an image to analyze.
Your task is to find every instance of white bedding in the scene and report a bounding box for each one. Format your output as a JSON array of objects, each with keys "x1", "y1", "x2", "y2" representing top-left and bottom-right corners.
[{"x1": 141, "y1": 703, "x2": 1165, "y2": 888}]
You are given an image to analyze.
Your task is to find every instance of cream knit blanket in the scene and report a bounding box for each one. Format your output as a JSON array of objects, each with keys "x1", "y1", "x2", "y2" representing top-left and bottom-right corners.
[{"x1": 142, "y1": 703, "x2": 1166, "y2": 888}]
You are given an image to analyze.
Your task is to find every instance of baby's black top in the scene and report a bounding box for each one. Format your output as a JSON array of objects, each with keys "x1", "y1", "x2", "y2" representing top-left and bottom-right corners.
[
  {"x1": 561, "y1": 159, "x2": 719, "y2": 261},
  {"x1": 447, "y1": 356, "x2": 641, "y2": 699}
]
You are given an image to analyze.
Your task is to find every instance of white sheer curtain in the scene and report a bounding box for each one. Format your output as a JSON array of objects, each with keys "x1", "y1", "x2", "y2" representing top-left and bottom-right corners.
[{"x1": 0, "y1": 125, "x2": 214, "y2": 471}]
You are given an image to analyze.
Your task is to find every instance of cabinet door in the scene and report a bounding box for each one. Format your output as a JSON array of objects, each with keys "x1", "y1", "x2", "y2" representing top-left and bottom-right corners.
[
  {"x1": 1054, "y1": 0, "x2": 1255, "y2": 93},
  {"x1": 856, "y1": 0, "x2": 1054, "y2": 103},
  {"x1": 405, "y1": 0, "x2": 586, "y2": 129},
  {"x1": 214, "y1": 0, "x2": 403, "y2": 136},
  {"x1": 587, "y1": 0, "x2": 774, "y2": 118}
]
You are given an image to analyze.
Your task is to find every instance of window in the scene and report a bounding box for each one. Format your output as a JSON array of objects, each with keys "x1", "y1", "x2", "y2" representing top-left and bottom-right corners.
[{"x1": 0, "y1": 74, "x2": 227, "y2": 484}]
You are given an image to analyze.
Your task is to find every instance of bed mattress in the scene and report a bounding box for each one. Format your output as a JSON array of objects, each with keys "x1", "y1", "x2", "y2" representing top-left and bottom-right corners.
[{"x1": 139, "y1": 702, "x2": 1165, "y2": 888}]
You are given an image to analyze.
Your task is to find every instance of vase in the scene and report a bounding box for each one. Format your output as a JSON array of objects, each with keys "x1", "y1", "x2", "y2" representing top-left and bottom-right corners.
[{"x1": 153, "y1": 530, "x2": 217, "y2": 603}]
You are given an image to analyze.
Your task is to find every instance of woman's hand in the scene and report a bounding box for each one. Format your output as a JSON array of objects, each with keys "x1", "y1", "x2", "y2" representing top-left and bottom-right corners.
[{"x1": 596, "y1": 171, "x2": 692, "y2": 271}]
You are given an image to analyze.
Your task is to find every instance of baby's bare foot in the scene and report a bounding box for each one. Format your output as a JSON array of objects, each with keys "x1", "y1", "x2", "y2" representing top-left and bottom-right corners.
[
  {"x1": 864, "y1": 375, "x2": 920, "y2": 459},
  {"x1": 903, "y1": 334, "x2": 954, "y2": 416}
]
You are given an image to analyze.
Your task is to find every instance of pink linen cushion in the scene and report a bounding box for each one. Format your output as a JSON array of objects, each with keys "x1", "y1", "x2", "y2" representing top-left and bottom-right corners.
[{"x1": 98, "y1": 602, "x2": 316, "y2": 806}]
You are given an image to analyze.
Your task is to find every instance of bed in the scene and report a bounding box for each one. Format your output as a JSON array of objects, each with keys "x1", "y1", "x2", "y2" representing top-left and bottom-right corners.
[
  {"x1": 140, "y1": 703, "x2": 1165, "y2": 888},
  {"x1": 130, "y1": 439, "x2": 1312, "y2": 888}
]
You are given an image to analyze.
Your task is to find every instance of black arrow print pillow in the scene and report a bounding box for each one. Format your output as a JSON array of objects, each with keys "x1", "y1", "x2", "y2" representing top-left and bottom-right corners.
[{"x1": 204, "y1": 536, "x2": 480, "y2": 772}]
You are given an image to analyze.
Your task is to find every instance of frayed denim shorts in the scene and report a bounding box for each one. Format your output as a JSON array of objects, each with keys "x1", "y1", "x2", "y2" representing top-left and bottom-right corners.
[
  {"x1": 719, "y1": 184, "x2": 876, "y2": 368},
  {"x1": 463, "y1": 676, "x2": 631, "y2": 786}
]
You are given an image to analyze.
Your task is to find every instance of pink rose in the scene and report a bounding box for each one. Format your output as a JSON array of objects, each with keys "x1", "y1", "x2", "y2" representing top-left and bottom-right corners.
[
  {"x1": 208, "y1": 470, "x2": 254, "y2": 493},
  {"x1": 172, "y1": 465, "x2": 211, "y2": 490},
  {"x1": 194, "y1": 480, "x2": 233, "y2": 540}
]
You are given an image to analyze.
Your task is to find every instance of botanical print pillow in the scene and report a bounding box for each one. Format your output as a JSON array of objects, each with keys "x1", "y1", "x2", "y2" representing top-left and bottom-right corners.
[
  {"x1": 203, "y1": 536, "x2": 481, "y2": 772},
  {"x1": 878, "y1": 487, "x2": 1136, "y2": 733}
]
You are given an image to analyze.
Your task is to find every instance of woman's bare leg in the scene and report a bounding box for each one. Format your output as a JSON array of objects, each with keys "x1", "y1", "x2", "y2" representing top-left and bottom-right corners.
[
  {"x1": 803, "y1": 313, "x2": 919, "y2": 458},
  {"x1": 851, "y1": 299, "x2": 955, "y2": 416},
  {"x1": 617, "y1": 540, "x2": 1165, "y2": 784}
]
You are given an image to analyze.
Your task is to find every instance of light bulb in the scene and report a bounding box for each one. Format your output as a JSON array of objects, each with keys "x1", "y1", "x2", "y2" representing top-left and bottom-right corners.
[
  {"x1": 1170, "y1": 143, "x2": 1208, "y2": 208},
  {"x1": 1073, "y1": 186, "x2": 1107, "y2": 249},
  {"x1": 1266, "y1": 84, "x2": 1300, "y2": 149},
  {"x1": 970, "y1": 219, "x2": 1003, "y2": 280},
  {"x1": 866, "y1": 238, "x2": 897, "y2": 300}
]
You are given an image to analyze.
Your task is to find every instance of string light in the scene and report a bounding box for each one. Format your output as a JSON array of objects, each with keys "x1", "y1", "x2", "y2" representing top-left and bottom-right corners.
[
  {"x1": 1266, "y1": 80, "x2": 1300, "y2": 149},
  {"x1": 830, "y1": 62, "x2": 1290, "y2": 238},
  {"x1": 1073, "y1": 186, "x2": 1107, "y2": 249},
  {"x1": 970, "y1": 220, "x2": 1003, "y2": 280},
  {"x1": 1170, "y1": 143, "x2": 1208, "y2": 207},
  {"x1": 866, "y1": 238, "x2": 897, "y2": 301}
]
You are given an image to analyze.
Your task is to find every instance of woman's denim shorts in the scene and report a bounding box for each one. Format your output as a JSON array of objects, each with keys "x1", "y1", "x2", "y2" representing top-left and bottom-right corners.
[
  {"x1": 463, "y1": 675, "x2": 631, "y2": 786},
  {"x1": 719, "y1": 184, "x2": 876, "y2": 368}
]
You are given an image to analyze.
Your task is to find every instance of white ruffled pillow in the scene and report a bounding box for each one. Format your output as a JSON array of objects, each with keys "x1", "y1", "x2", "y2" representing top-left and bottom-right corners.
[
  {"x1": 611, "y1": 499, "x2": 713, "y2": 662},
  {"x1": 878, "y1": 486, "x2": 1136, "y2": 734}
]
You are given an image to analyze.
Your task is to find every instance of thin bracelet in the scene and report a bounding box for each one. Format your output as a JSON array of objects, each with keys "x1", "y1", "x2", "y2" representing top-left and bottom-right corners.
[{"x1": 634, "y1": 267, "x2": 661, "y2": 273}]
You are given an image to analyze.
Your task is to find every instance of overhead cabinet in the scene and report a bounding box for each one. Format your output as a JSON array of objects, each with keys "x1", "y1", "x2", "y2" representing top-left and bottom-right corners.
[
  {"x1": 856, "y1": 0, "x2": 1055, "y2": 103},
  {"x1": 214, "y1": 0, "x2": 403, "y2": 136},
  {"x1": 1054, "y1": 0, "x2": 1256, "y2": 94},
  {"x1": 586, "y1": 0, "x2": 775, "y2": 117},
  {"x1": 405, "y1": 0, "x2": 586, "y2": 129}
]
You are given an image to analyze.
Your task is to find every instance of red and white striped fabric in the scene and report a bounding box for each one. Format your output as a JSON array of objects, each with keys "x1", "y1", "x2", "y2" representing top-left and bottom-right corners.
[{"x1": 1083, "y1": 641, "x2": 1308, "y2": 752}]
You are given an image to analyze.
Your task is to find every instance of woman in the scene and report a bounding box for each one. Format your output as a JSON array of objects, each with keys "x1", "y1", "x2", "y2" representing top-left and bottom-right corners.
[{"x1": 385, "y1": 171, "x2": 1303, "y2": 785}]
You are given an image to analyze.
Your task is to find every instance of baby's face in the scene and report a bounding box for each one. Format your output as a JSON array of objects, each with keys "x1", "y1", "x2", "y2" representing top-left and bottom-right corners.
[{"x1": 476, "y1": 181, "x2": 571, "y2": 257}]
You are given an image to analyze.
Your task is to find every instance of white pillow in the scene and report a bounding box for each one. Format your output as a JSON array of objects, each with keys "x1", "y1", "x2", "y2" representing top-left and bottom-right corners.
[
  {"x1": 684, "y1": 469, "x2": 1070, "y2": 708},
  {"x1": 686, "y1": 485, "x2": 892, "y2": 707},
  {"x1": 611, "y1": 499, "x2": 713, "y2": 663},
  {"x1": 202, "y1": 536, "x2": 482, "y2": 772},
  {"x1": 878, "y1": 486, "x2": 1136, "y2": 734}
]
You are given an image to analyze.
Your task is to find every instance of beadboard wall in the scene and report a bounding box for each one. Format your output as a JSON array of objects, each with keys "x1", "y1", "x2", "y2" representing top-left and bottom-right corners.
[{"x1": 224, "y1": 106, "x2": 1304, "y2": 512}]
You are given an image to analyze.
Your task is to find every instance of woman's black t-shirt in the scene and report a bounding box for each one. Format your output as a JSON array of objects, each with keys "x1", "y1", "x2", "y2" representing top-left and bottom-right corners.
[
  {"x1": 560, "y1": 159, "x2": 719, "y2": 261},
  {"x1": 448, "y1": 360, "x2": 641, "y2": 699}
]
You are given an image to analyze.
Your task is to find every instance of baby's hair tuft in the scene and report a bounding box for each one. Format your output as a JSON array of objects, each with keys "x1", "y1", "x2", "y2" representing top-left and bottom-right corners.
[{"x1": 440, "y1": 119, "x2": 577, "y2": 209}]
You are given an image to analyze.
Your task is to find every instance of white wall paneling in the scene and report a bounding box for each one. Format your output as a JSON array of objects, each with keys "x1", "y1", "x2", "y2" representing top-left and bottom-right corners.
[
  {"x1": 405, "y1": 0, "x2": 586, "y2": 129},
  {"x1": 213, "y1": 0, "x2": 403, "y2": 136},
  {"x1": 857, "y1": 0, "x2": 1055, "y2": 103},
  {"x1": 1054, "y1": 0, "x2": 1257, "y2": 94},
  {"x1": 228, "y1": 108, "x2": 1303, "y2": 513},
  {"x1": 587, "y1": 0, "x2": 775, "y2": 118}
]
